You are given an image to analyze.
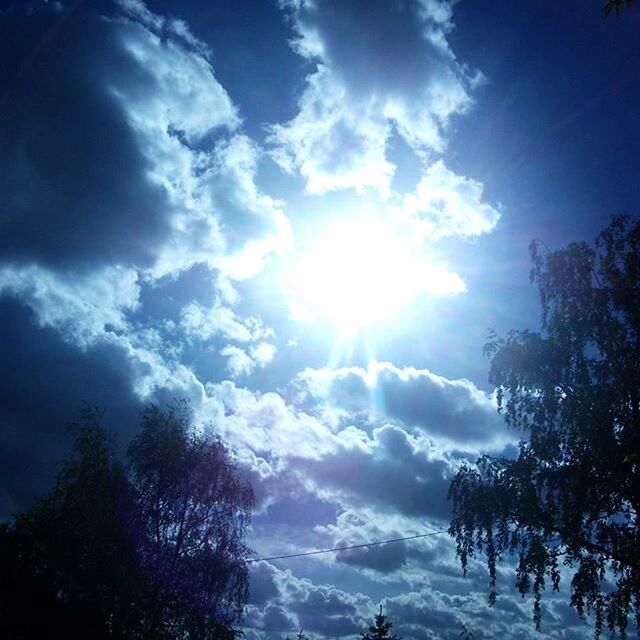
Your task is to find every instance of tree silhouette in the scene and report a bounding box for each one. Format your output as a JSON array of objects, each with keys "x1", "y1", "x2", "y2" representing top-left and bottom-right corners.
[
  {"x1": 604, "y1": 0, "x2": 636, "y2": 16},
  {"x1": 449, "y1": 216, "x2": 640, "y2": 637},
  {"x1": 361, "y1": 605, "x2": 401, "y2": 640},
  {"x1": 0, "y1": 413, "x2": 141, "y2": 639},
  {"x1": 0, "y1": 402, "x2": 253, "y2": 640},
  {"x1": 128, "y1": 402, "x2": 254, "y2": 638}
]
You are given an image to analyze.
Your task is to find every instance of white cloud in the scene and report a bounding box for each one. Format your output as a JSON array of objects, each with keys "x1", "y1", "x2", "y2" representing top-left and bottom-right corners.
[
  {"x1": 270, "y1": 0, "x2": 476, "y2": 195},
  {"x1": 250, "y1": 342, "x2": 277, "y2": 366},
  {"x1": 219, "y1": 342, "x2": 277, "y2": 378},
  {"x1": 269, "y1": 67, "x2": 395, "y2": 195},
  {"x1": 0, "y1": 265, "x2": 139, "y2": 347},
  {"x1": 0, "y1": 0, "x2": 291, "y2": 395},
  {"x1": 220, "y1": 345, "x2": 255, "y2": 377},
  {"x1": 394, "y1": 160, "x2": 501, "y2": 239},
  {"x1": 180, "y1": 301, "x2": 272, "y2": 343},
  {"x1": 113, "y1": 17, "x2": 239, "y2": 141},
  {"x1": 247, "y1": 561, "x2": 372, "y2": 638}
]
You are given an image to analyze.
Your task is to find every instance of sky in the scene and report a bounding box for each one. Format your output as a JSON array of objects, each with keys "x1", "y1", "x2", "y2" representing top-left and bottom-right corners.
[{"x1": 1, "y1": 1, "x2": 639, "y2": 638}]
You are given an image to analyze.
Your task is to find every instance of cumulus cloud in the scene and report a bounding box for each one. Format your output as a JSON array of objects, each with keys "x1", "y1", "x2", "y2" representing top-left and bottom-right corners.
[
  {"x1": 393, "y1": 160, "x2": 501, "y2": 239},
  {"x1": 201, "y1": 381, "x2": 337, "y2": 458},
  {"x1": 0, "y1": 265, "x2": 139, "y2": 347},
  {"x1": 318, "y1": 510, "x2": 412, "y2": 574},
  {"x1": 247, "y1": 561, "x2": 371, "y2": 637},
  {"x1": 200, "y1": 379, "x2": 459, "y2": 524},
  {"x1": 0, "y1": 0, "x2": 291, "y2": 430},
  {"x1": 305, "y1": 423, "x2": 456, "y2": 521},
  {"x1": 180, "y1": 301, "x2": 272, "y2": 343},
  {"x1": 295, "y1": 361, "x2": 510, "y2": 448},
  {"x1": 219, "y1": 342, "x2": 277, "y2": 378},
  {"x1": 270, "y1": 0, "x2": 476, "y2": 195}
]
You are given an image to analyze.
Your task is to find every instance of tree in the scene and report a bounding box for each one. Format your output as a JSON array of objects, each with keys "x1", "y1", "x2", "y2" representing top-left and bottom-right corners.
[
  {"x1": 128, "y1": 401, "x2": 254, "y2": 639},
  {"x1": 0, "y1": 402, "x2": 254, "y2": 640},
  {"x1": 0, "y1": 412, "x2": 142, "y2": 640},
  {"x1": 448, "y1": 216, "x2": 640, "y2": 637},
  {"x1": 361, "y1": 605, "x2": 401, "y2": 640},
  {"x1": 604, "y1": 0, "x2": 636, "y2": 16}
]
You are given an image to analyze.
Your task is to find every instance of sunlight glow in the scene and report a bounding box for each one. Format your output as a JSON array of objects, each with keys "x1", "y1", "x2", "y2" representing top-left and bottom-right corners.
[{"x1": 288, "y1": 217, "x2": 465, "y2": 334}]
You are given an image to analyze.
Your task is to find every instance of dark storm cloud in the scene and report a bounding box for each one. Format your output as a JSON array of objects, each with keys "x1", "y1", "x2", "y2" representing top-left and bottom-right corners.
[
  {"x1": 0, "y1": 3, "x2": 172, "y2": 269},
  {"x1": 0, "y1": 296, "x2": 143, "y2": 519}
]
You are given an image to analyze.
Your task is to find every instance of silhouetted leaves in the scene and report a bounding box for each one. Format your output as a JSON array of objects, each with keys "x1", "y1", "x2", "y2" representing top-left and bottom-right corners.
[
  {"x1": 604, "y1": 0, "x2": 636, "y2": 17},
  {"x1": 449, "y1": 216, "x2": 640, "y2": 637},
  {"x1": 0, "y1": 402, "x2": 253, "y2": 640}
]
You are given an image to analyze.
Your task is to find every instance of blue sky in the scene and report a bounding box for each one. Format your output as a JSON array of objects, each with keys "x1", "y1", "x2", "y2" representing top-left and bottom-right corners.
[{"x1": 1, "y1": 1, "x2": 639, "y2": 638}]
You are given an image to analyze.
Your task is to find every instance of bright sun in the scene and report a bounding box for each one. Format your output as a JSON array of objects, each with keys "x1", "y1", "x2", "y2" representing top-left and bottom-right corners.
[{"x1": 288, "y1": 217, "x2": 465, "y2": 334}]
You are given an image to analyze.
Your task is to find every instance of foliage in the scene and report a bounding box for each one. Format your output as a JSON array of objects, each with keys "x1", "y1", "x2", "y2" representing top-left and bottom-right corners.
[
  {"x1": 0, "y1": 414, "x2": 141, "y2": 639},
  {"x1": 448, "y1": 216, "x2": 640, "y2": 637},
  {"x1": 361, "y1": 605, "x2": 401, "y2": 640},
  {"x1": 128, "y1": 402, "x2": 254, "y2": 638},
  {"x1": 0, "y1": 402, "x2": 254, "y2": 640},
  {"x1": 604, "y1": 0, "x2": 636, "y2": 16}
]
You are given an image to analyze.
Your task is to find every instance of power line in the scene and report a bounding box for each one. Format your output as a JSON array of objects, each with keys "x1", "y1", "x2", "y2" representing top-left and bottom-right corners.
[{"x1": 247, "y1": 528, "x2": 449, "y2": 563}]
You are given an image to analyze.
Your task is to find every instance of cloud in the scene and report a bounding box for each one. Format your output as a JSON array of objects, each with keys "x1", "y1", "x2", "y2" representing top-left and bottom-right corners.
[
  {"x1": 295, "y1": 362, "x2": 509, "y2": 448},
  {"x1": 383, "y1": 588, "x2": 565, "y2": 640},
  {"x1": 247, "y1": 561, "x2": 371, "y2": 637},
  {"x1": 393, "y1": 159, "x2": 501, "y2": 239},
  {"x1": 0, "y1": 0, "x2": 290, "y2": 292},
  {"x1": 219, "y1": 343, "x2": 277, "y2": 378},
  {"x1": 304, "y1": 423, "x2": 456, "y2": 521},
  {"x1": 319, "y1": 511, "x2": 412, "y2": 574},
  {"x1": 201, "y1": 381, "x2": 337, "y2": 459},
  {"x1": 0, "y1": 0, "x2": 291, "y2": 428},
  {"x1": 0, "y1": 265, "x2": 139, "y2": 347},
  {"x1": 0, "y1": 3, "x2": 172, "y2": 270},
  {"x1": 200, "y1": 366, "x2": 508, "y2": 526},
  {"x1": 270, "y1": 0, "x2": 475, "y2": 195},
  {"x1": 203, "y1": 378, "x2": 456, "y2": 519},
  {"x1": 180, "y1": 301, "x2": 272, "y2": 343}
]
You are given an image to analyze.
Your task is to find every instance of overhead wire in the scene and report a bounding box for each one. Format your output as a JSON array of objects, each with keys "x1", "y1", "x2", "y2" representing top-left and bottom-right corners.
[{"x1": 247, "y1": 528, "x2": 449, "y2": 563}]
